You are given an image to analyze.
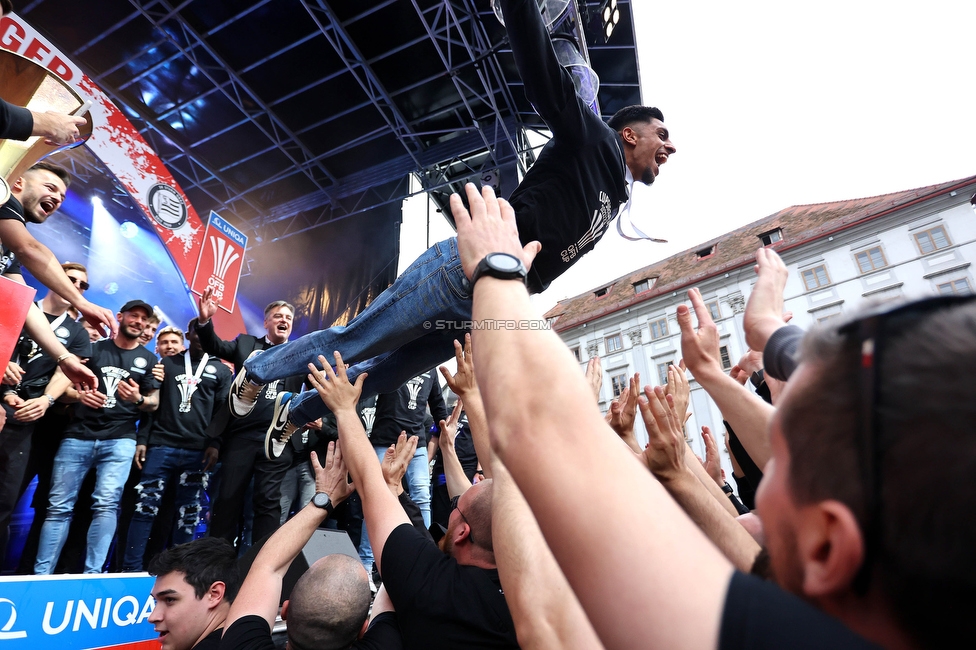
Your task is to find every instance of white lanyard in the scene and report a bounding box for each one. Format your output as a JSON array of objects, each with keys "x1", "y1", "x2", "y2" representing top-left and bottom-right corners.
[{"x1": 177, "y1": 351, "x2": 210, "y2": 412}]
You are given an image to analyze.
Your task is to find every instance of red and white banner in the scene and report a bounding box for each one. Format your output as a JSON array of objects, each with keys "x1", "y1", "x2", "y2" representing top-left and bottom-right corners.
[{"x1": 0, "y1": 14, "x2": 247, "y2": 336}]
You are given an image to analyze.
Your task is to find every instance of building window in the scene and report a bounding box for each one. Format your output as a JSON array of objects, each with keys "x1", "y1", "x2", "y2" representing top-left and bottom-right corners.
[
  {"x1": 571, "y1": 346, "x2": 581, "y2": 362},
  {"x1": 758, "y1": 229, "x2": 783, "y2": 246},
  {"x1": 696, "y1": 245, "x2": 714, "y2": 259},
  {"x1": 854, "y1": 246, "x2": 887, "y2": 274},
  {"x1": 610, "y1": 373, "x2": 627, "y2": 397},
  {"x1": 914, "y1": 225, "x2": 951, "y2": 254},
  {"x1": 706, "y1": 300, "x2": 721, "y2": 321},
  {"x1": 594, "y1": 285, "x2": 611, "y2": 297},
  {"x1": 649, "y1": 317, "x2": 668, "y2": 340},
  {"x1": 605, "y1": 334, "x2": 623, "y2": 353},
  {"x1": 633, "y1": 279, "x2": 651, "y2": 293},
  {"x1": 937, "y1": 278, "x2": 971, "y2": 295},
  {"x1": 801, "y1": 264, "x2": 830, "y2": 291},
  {"x1": 719, "y1": 345, "x2": 732, "y2": 370},
  {"x1": 657, "y1": 361, "x2": 671, "y2": 385}
]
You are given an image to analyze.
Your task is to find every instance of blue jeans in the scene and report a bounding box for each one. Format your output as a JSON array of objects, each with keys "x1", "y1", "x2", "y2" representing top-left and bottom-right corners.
[
  {"x1": 279, "y1": 459, "x2": 316, "y2": 523},
  {"x1": 359, "y1": 443, "x2": 430, "y2": 571},
  {"x1": 122, "y1": 446, "x2": 211, "y2": 571},
  {"x1": 35, "y1": 438, "x2": 135, "y2": 574},
  {"x1": 244, "y1": 238, "x2": 472, "y2": 425}
]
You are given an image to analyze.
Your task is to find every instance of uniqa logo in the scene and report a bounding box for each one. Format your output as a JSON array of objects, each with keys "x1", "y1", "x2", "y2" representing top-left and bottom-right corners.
[
  {"x1": 209, "y1": 236, "x2": 239, "y2": 282},
  {"x1": 40, "y1": 595, "x2": 155, "y2": 634},
  {"x1": 0, "y1": 598, "x2": 27, "y2": 640}
]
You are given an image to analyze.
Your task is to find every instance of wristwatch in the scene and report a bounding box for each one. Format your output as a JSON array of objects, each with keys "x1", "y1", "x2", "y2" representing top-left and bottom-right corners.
[
  {"x1": 470, "y1": 252, "x2": 528, "y2": 287},
  {"x1": 135, "y1": 395, "x2": 145, "y2": 407},
  {"x1": 312, "y1": 492, "x2": 333, "y2": 514}
]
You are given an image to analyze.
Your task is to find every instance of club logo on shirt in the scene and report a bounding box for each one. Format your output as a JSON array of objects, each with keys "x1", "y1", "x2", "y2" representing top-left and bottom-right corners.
[
  {"x1": 561, "y1": 191, "x2": 614, "y2": 263},
  {"x1": 101, "y1": 366, "x2": 130, "y2": 409},
  {"x1": 405, "y1": 376, "x2": 425, "y2": 410},
  {"x1": 361, "y1": 407, "x2": 376, "y2": 434},
  {"x1": 133, "y1": 357, "x2": 148, "y2": 369},
  {"x1": 55, "y1": 327, "x2": 70, "y2": 339},
  {"x1": 206, "y1": 365, "x2": 217, "y2": 374}
]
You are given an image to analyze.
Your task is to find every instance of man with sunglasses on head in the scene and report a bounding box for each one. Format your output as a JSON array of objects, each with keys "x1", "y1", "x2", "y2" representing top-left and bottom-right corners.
[{"x1": 0, "y1": 261, "x2": 92, "y2": 563}]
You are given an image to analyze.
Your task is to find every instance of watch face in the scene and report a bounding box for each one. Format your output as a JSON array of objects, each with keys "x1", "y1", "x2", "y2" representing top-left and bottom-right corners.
[
  {"x1": 488, "y1": 253, "x2": 521, "y2": 271},
  {"x1": 313, "y1": 493, "x2": 331, "y2": 508}
]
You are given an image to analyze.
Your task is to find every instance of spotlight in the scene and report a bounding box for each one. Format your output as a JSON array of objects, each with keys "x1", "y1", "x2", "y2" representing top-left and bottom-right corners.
[
  {"x1": 91, "y1": 195, "x2": 103, "y2": 207},
  {"x1": 600, "y1": 0, "x2": 620, "y2": 42}
]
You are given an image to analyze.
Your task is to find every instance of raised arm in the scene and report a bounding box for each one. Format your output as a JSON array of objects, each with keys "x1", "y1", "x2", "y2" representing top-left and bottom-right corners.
[
  {"x1": 0, "y1": 219, "x2": 116, "y2": 338},
  {"x1": 307, "y1": 353, "x2": 410, "y2": 576},
  {"x1": 639, "y1": 389, "x2": 761, "y2": 573},
  {"x1": 679, "y1": 288, "x2": 775, "y2": 470},
  {"x1": 492, "y1": 458, "x2": 603, "y2": 650},
  {"x1": 439, "y1": 334, "x2": 492, "y2": 478},
  {"x1": 437, "y1": 400, "x2": 472, "y2": 498},
  {"x1": 453, "y1": 183, "x2": 732, "y2": 650},
  {"x1": 21, "y1": 302, "x2": 96, "y2": 389},
  {"x1": 225, "y1": 443, "x2": 353, "y2": 631}
]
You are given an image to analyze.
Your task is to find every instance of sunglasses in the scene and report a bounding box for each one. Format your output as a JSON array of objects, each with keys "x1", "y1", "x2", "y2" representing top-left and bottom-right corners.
[
  {"x1": 839, "y1": 294, "x2": 976, "y2": 592},
  {"x1": 449, "y1": 494, "x2": 479, "y2": 546},
  {"x1": 69, "y1": 276, "x2": 90, "y2": 291}
]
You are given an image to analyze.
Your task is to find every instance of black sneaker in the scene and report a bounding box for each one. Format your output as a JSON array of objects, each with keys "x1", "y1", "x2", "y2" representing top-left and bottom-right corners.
[
  {"x1": 229, "y1": 352, "x2": 264, "y2": 418},
  {"x1": 265, "y1": 391, "x2": 300, "y2": 460}
]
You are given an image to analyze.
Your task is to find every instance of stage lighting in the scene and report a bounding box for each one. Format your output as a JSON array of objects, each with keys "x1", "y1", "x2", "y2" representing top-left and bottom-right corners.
[
  {"x1": 119, "y1": 221, "x2": 138, "y2": 239},
  {"x1": 601, "y1": 0, "x2": 620, "y2": 42}
]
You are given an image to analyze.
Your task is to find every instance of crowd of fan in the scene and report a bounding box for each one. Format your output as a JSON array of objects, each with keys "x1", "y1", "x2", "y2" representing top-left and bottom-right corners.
[{"x1": 2, "y1": 182, "x2": 973, "y2": 650}]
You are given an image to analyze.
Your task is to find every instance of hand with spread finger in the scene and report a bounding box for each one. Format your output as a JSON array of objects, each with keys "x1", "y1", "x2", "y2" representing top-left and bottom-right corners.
[
  {"x1": 608, "y1": 373, "x2": 640, "y2": 453},
  {"x1": 313, "y1": 441, "x2": 354, "y2": 505},
  {"x1": 198, "y1": 286, "x2": 219, "y2": 326},
  {"x1": 744, "y1": 247, "x2": 791, "y2": 353},
  {"x1": 439, "y1": 334, "x2": 479, "y2": 399},
  {"x1": 381, "y1": 432, "x2": 418, "y2": 496},
  {"x1": 677, "y1": 288, "x2": 725, "y2": 385},
  {"x1": 639, "y1": 385, "x2": 687, "y2": 483},
  {"x1": 585, "y1": 356, "x2": 603, "y2": 402},
  {"x1": 665, "y1": 363, "x2": 691, "y2": 427},
  {"x1": 306, "y1": 351, "x2": 366, "y2": 415}
]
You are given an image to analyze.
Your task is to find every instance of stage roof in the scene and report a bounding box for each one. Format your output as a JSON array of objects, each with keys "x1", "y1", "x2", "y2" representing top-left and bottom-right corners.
[{"x1": 23, "y1": 0, "x2": 641, "y2": 246}]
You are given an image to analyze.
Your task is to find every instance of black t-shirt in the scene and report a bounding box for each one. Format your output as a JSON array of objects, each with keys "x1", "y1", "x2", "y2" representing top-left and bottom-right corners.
[
  {"x1": 64, "y1": 339, "x2": 161, "y2": 441},
  {"x1": 218, "y1": 612, "x2": 402, "y2": 650},
  {"x1": 720, "y1": 572, "x2": 880, "y2": 649},
  {"x1": 370, "y1": 371, "x2": 448, "y2": 447},
  {"x1": 0, "y1": 99, "x2": 33, "y2": 141},
  {"x1": 381, "y1": 523, "x2": 518, "y2": 650},
  {"x1": 194, "y1": 627, "x2": 223, "y2": 650},
  {"x1": 0, "y1": 197, "x2": 26, "y2": 276},
  {"x1": 140, "y1": 351, "x2": 233, "y2": 449},
  {"x1": 10, "y1": 309, "x2": 91, "y2": 400}
]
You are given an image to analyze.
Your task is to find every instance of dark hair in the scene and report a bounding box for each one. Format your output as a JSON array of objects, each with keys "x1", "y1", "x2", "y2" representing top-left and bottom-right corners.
[
  {"x1": 27, "y1": 161, "x2": 71, "y2": 189},
  {"x1": 264, "y1": 300, "x2": 294, "y2": 317},
  {"x1": 287, "y1": 555, "x2": 370, "y2": 650},
  {"x1": 61, "y1": 262, "x2": 87, "y2": 274},
  {"x1": 0, "y1": 0, "x2": 13, "y2": 16},
  {"x1": 148, "y1": 537, "x2": 241, "y2": 602},
  {"x1": 779, "y1": 300, "x2": 976, "y2": 648},
  {"x1": 607, "y1": 106, "x2": 665, "y2": 132}
]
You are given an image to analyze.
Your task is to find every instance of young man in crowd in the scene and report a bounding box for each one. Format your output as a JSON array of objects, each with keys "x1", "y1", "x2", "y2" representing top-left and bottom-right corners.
[
  {"x1": 156, "y1": 325, "x2": 186, "y2": 358},
  {"x1": 0, "y1": 262, "x2": 92, "y2": 561},
  {"x1": 219, "y1": 442, "x2": 401, "y2": 650},
  {"x1": 356, "y1": 369, "x2": 448, "y2": 578},
  {"x1": 139, "y1": 312, "x2": 162, "y2": 347},
  {"x1": 34, "y1": 299, "x2": 161, "y2": 574},
  {"x1": 308, "y1": 353, "x2": 518, "y2": 650},
  {"x1": 146, "y1": 537, "x2": 241, "y2": 650},
  {"x1": 123, "y1": 321, "x2": 232, "y2": 570},
  {"x1": 193, "y1": 295, "x2": 304, "y2": 547},
  {"x1": 220, "y1": 0, "x2": 676, "y2": 450}
]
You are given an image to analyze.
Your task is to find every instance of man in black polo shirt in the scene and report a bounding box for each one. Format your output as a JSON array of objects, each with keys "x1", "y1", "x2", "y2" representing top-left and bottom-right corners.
[
  {"x1": 308, "y1": 353, "x2": 518, "y2": 650},
  {"x1": 123, "y1": 321, "x2": 232, "y2": 570},
  {"x1": 33, "y1": 299, "x2": 161, "y2": 574},
  {"x1": 0, "y1": 261, "x2": 92, "y2": 561}
]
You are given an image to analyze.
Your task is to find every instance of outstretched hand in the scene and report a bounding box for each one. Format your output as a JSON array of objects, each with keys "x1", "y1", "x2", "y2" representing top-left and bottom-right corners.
[
  {"x1": 198, "y1": 287, "x2": 219, "y2": 325},
  {"x1": 665, "y1": 361, "x2": 691, "y2": 427},
  {"x1": 439, "y1": 334, "x2": 479, "y2": 398},
  {"x1": 307, "y1": 352, "x2": 366, "y2": 414},
  {"x1": 451, "y1": 183, "x2": 541, "y2": 281},
  {"x1": 312, "y1": 440, "x2": 354, "y2": 505},
  {"x1": 381, "y1": 432, "x2": 419, "y2": 494},
  {"x1": 439, "y1": 399, "x2": 464, "y2": 452},
  {"x1": 585, "y1": 357, "x2": 603, "y2": 402},
  {"x1": 744, "y1": 247, "x2": 790, "y2": 353},
  {"x1": 677, "y1": 288, "x2": 724, "y2": 384},
  {"x1": 607, "y1": 373, "x2": 640, "y2": 453},
  {"x1": 639, "y1": 385, "x2": 687, "y2": 483},
  {"x1": 700, "y1": 426, "x2": 724, "y2": 486}
]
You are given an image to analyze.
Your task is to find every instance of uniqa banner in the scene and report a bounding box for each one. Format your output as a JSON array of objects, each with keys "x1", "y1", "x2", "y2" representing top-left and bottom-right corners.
[{"x1": 0, "y1": 573, "x2": 159, "y2": 649}]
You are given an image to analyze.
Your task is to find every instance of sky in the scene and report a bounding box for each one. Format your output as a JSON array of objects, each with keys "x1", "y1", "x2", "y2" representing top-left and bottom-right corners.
[{"x1": 402, "y1": 0, "x2": 976, "y2": 315}]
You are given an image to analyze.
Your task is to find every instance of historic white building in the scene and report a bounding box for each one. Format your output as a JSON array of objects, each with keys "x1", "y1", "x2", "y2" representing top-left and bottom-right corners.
[{"x1": 545, "y1": 174, "x2": 976, "y2": 482}]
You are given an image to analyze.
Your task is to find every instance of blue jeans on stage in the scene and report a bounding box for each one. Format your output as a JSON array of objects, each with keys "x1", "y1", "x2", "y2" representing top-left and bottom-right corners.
[
  {"x1": 359, "y1": 443, "x2": 431, "y2": 571},
  {"x1": 123, "y1": 446, "x2": 211, "y2": 571},
  {"x1": 35, "y1": 437, "x2": 135, "y2": 574},
  {"x1": 244, "y1": 238, "x2": 472, "y2": 426}
]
